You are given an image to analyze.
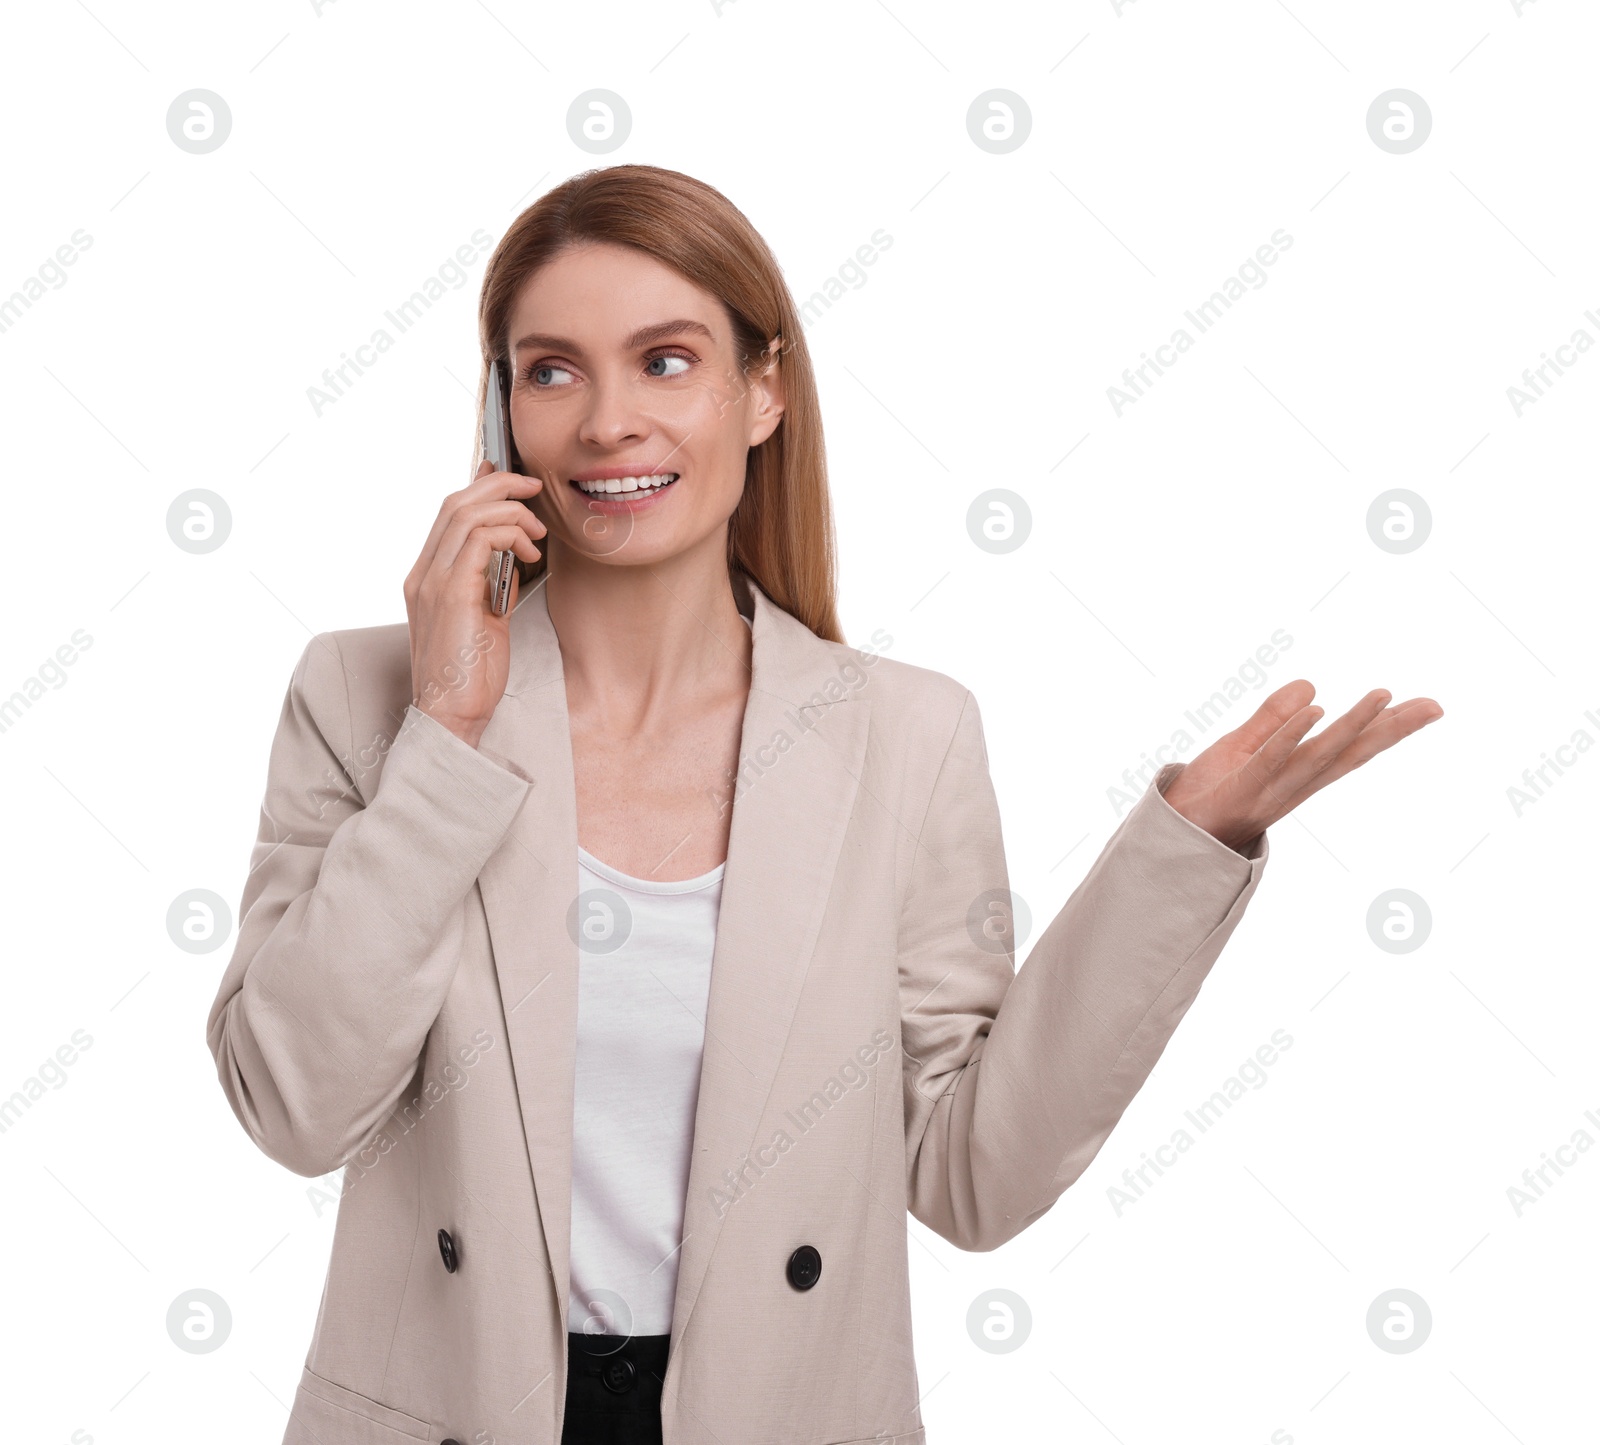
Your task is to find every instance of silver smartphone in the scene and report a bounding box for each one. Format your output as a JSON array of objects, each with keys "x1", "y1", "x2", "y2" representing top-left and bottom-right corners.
[{"x1": 481, "y1": 358, "x2": 518, "y2": 616}]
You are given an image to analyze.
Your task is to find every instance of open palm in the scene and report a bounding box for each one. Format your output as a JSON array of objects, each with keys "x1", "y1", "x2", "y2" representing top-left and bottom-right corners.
[{"x1": 1162, "y1": 680, "x2": 1443, "y2": 853}]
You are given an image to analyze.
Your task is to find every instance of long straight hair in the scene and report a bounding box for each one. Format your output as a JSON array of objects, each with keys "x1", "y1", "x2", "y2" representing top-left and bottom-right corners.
[{"x1": 475, "y1": 165, "x2": 842, "y2": 643}]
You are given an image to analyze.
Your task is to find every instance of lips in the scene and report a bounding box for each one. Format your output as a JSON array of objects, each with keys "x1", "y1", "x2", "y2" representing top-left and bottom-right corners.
[{"x1": 570, "y1": 472, "x2": 679, "y2": 496}]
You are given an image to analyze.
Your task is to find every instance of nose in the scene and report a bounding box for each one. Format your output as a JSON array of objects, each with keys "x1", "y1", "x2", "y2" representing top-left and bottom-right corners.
[{"x1": 576, "y1": 368, "x2": 650, "y2": 451}]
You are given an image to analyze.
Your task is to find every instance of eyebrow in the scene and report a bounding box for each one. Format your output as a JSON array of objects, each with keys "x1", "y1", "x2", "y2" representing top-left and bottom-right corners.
[{"x1": 511, "y1": 318, "x2": 716, "y2": 355}]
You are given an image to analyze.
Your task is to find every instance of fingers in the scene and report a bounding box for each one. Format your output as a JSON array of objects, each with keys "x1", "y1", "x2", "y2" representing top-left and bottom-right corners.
[
  {"x1": 1241, "y1": 701, "x2": 1325, "y2": 806},
  {"x1": 1239, "y1": 686, "x2": 1391, "y2": 807},
  {"x1": 1222, "y1": 679, "x2": 1317, "y2": 754},
  {"x1": 416, "y1": 467, "x2": 545, "y2": 575},
  {"x1": 434, "y1": 495, "x2": 548, "y2": 573},
  {"x1": 1318, "y1": 696, "x2": 1443, "y2": 777},
  {"x1": 1275, "y1": 688, "x2": 1394, "y2": 789},
  {"x1": 1375, "y1": 698, "x2": 1443, "y2": 728},
  {"x1": 1266, "y1": 693, "x2": 1443, "y2": 815},
  {"x1": 423, "y1": 523, "x2": 541, "y2": 605}
]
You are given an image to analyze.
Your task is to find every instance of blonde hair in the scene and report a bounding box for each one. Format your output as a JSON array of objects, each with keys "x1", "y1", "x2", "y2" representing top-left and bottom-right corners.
[{"x1": 475, "y1": 164, "x2": 842, "y2": 643}]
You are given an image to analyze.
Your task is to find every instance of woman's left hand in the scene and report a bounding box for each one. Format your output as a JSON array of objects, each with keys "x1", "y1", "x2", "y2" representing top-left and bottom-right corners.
[{"x1": 1160, "y1": 680, "x2": 1444, "y2": 853}]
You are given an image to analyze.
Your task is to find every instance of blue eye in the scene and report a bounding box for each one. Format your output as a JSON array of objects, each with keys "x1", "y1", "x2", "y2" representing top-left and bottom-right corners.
[
  {"x1": 528, "y1": 363, "x2": 573, "y2": 387},
  {"x1": 646, "y1": 354, "x2": 691, "y2": 377}
]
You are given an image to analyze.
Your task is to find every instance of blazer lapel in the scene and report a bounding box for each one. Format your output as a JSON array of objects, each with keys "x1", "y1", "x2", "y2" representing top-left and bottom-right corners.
[
  {"x1": 471, "y1": 574, "x2": 871, "y2": 1350},
  {"x1": 666, "y1": 580, "x2": 870, "y2": 1346},
  {"x1": 475, "y1": 580, "x2": 580, "y2": 1324}
]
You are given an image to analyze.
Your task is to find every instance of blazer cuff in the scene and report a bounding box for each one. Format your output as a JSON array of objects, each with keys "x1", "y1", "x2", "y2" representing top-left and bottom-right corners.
[{"x1": 373, "y1": 705, "x2": 534, "y2": 846}]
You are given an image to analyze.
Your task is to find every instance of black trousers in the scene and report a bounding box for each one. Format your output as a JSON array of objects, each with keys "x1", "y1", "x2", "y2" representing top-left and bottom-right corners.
[{"x1": 560, "y1": 1332, "x2": 670, "y2": 1445}]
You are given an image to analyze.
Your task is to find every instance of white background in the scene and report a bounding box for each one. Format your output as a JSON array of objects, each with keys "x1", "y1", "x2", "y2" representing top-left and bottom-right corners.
[{"x1": 1, "y1": 1, "x2": 1594, "y2": 1441}]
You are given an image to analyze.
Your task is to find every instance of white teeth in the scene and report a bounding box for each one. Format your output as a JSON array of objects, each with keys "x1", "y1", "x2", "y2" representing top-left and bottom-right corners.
[{"x1": 573, "y1": 473, "x2": 678, "y2": 495}]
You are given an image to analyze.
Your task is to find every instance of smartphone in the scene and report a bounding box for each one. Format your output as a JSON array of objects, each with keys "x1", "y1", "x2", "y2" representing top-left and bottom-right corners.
[{"x1": 480, "y1": 358, "x2": 518, "y2": 616}]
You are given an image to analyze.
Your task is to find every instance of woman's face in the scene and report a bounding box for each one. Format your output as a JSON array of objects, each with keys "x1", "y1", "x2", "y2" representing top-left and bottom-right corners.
[{"x1": 504, "y1": 241, "x2": 784, "y2": 571}]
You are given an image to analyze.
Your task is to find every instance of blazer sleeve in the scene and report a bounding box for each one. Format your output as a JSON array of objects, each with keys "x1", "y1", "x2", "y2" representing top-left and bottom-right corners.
[
  {"x1": 898, "y1": 689, "x2": 1269, "y2": 1251},
  {"x1": 205, "y1": 632, "x2": 532, "y2": 1177}
]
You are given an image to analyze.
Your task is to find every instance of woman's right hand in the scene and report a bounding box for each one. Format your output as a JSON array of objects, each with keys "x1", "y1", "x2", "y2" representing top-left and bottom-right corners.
[{"x1": 404, "y1": 458, "x2": 546, "y2": 749}]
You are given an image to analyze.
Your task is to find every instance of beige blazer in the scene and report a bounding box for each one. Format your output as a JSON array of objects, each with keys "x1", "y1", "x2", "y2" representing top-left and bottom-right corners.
[{"x1": 207, "y1": 571, "x2": 1268, "y2": 1445}]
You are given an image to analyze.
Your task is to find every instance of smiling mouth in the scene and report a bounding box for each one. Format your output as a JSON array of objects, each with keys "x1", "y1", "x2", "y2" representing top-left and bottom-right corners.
[{"x1": 570, "y1": 472, "x2": 679, "y2": 496}]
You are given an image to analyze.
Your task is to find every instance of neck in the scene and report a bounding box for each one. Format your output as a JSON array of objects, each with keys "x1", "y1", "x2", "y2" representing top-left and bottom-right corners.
[{"x1": 542, "y1": 529, "x2": 752, "y2": 732}]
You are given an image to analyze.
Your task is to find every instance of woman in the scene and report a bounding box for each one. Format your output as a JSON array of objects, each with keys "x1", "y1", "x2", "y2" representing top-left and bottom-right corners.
[{"x1": 207, "y1": 165, "x2": 1441, "y2": 1445}]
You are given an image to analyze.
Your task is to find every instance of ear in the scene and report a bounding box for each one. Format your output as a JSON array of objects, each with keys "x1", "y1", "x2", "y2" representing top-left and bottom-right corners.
[{"x1": 745, "y1": 337, "x2": 786, "y2": 448}]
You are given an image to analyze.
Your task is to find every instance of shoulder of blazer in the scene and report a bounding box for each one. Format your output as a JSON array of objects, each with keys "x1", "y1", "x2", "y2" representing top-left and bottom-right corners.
[
  {"x1": 309, "y1": 621, "x2": 412, "y2": 715},
  {"x1": 288, "y1": 623, "x2": 413, "y2": 805},
  {"x1": 743, "y1": 578, "x2": 974, "y2": 761},
  {"x1": 850, "y1": 650, "x2": 969, "y2": 713},
  {"x1": 851, "y1": 650, "x2": 975, "y2": 753}
]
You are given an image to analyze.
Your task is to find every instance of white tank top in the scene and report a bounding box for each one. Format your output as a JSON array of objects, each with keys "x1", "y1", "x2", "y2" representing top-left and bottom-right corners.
[{"x1": 567, "y1": 844, "x2": 725, "y2": 1338}]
